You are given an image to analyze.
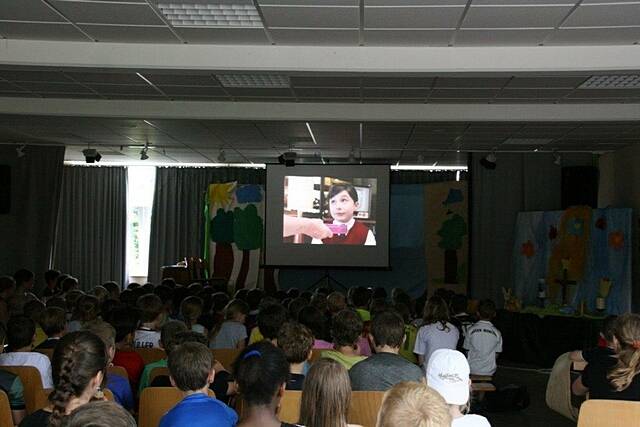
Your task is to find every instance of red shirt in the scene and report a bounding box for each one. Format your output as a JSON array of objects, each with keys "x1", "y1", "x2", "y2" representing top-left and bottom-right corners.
[
  {"x1": 322, "y1": 220, "x2": 370, "y2": 245},
  {"x1": 113, "y1": 350, "x2": 144, "y2": 388}
]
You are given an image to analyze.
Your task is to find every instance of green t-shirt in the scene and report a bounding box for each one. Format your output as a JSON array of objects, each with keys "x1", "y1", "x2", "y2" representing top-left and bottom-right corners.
[
  {"x1": 356, "y1": 309, "x2": 371, "y2": 322},
  {"x1": 399, "y1": 324, "x2": 418, "y2": 364},
  {"x1": 320, "y1": 350, "x2": 367, "y2": 370},
  {"x1": 138, "y1": 358, "x2": 168, "y2": 395}
]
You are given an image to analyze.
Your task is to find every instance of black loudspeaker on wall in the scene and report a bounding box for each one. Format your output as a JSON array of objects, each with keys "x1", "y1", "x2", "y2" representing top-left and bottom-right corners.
[
  {"x1": 0, "y1": 165, "x2": 10, "y2": 214},
  {"x1": 561, "y1": 166, "x2": 599, "y2": 209}
]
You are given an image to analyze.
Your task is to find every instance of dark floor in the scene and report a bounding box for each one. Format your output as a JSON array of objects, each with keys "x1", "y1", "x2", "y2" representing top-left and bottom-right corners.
[{"x1": 475, "y1": 366, "x2": 576, "y2": 427}]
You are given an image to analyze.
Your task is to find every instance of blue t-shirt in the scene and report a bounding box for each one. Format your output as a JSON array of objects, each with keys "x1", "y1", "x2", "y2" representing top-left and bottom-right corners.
[
  {"x1": 107, "y1": 372, "x2": 134, "y2": 411},
  {"x1": 159, "y1": 393, "x2": 238, "y2": 427}
]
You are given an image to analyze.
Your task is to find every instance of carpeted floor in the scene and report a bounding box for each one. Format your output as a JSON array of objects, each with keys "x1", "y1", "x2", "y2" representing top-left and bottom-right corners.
[{"x1": 476, "y1": 366, "x2": 576, "y2": 427}]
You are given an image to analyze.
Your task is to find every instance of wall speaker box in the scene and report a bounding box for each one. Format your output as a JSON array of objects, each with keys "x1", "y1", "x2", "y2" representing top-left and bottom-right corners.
[
  {"x1": 0, "y1": 165, "x2": 9, "y2": 214},
  {"x1": 561, "y1": 166, "x2": 598, "y2": 209}
]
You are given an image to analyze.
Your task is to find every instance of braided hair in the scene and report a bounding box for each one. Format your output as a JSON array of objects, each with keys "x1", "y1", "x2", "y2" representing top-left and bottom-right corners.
[{"x1": 49, "y1": 331, "x2": 107, "y2": 427}]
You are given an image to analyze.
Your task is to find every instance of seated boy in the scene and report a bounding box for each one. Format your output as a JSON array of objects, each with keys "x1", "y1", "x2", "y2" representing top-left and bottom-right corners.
[
  {"x1": 0, "y1": 316, "x2": 53, "y2": 388},
  {"x1": 134, "y1": 294, "x2": 165, "y2": 348},
  {"x1": 35, "y1": 306, "x2": 66, "y2": 350},
  {"x1": 449, "y1": 294, "x2": 476, "y2": 351},
  {"x1": 160, "y1": 342, "x2": 237, "y2": 427},
  {"x1": 321, "y1": 309, "x2": 367, "y2": 370},
  {"x1": 138, "y1": 320, "x2": 188, "y2": 394},
  {"x1": 109, "y1": 307, "x2": 145, "y2": 389},
  {"x1": 254, "y1": 303, "x2": 288, "y2": 345},
  {"x1": 570, "y1": 315, "x2": 618, "y2": 369},
  {"x1": 83, "y1": 320, "x2": 134, "y2": 411},
  {"x1": 277, "y1": 322, "x2": 313, "y2": 390},
  {"x1": 350, "y1": 310, "x2": 424, "y2": 391},
  {"x1": 0, "y1": 323, "x2": 26, "y2": 426},
  {"x1": 463, "y1": 299, "x2": 502, "y2": 376}
]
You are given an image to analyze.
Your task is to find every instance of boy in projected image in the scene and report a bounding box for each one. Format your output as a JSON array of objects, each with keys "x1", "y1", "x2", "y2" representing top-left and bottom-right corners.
[{"x1": 312, "y1": 183, "x2": 376, "y2": 246}]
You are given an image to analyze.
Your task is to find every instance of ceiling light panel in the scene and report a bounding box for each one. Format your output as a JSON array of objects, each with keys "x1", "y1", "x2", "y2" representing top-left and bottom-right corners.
[
  {"x1": 157, "y1": 3, "x2": 264, "y2": 27},
  {"x1": 216, "y1": 74, "x2": 290, "y2": 88},
  {"x1": 579, "y1": 75, "x2": 640, "y2": 89}
]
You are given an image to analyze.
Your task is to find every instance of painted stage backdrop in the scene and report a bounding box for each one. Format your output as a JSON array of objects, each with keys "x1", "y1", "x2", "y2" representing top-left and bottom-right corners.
[
  {"x1": 205, "y1": 182, "x2": 264, "y2": 291},
  {"x1": 512, "y1": 207, "x2": 632, "y2": 314}
]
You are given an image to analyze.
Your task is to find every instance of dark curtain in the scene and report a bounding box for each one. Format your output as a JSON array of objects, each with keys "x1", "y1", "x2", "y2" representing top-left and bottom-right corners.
[
  {"x1": 53, "y1": 166, "x2": 127, "y2": 291},
  {"x1": 469, "y1": 152, "x2": 594, "y2": 304},
  {"x1": 147, "y1": 167, "x2": 264, "y2": 284},
  {"x1": 0, "y1": 145, "x2": 64, "y2": 293}
]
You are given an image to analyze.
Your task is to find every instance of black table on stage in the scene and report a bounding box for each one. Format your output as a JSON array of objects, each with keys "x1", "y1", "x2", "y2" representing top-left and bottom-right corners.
[{"x1": 494, "y1": 309, "x2": 604, "y2": 369}]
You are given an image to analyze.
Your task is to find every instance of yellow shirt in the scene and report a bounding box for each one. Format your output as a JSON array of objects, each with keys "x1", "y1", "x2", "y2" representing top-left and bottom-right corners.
[
  {"x1": 34, "y1": 326, "x2": 48, "y2": 348},
  {"x1": 321, "y1": 349, "x2": 367, "y2": 370},
  {"x1": 248, "y1": 326, "x2": 264, "y2": 345}
]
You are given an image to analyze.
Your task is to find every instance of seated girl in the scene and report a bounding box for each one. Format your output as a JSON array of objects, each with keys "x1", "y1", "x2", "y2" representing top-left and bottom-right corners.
[{"x1": 312, "y1": 183, "x2": 375, "y2": 246}]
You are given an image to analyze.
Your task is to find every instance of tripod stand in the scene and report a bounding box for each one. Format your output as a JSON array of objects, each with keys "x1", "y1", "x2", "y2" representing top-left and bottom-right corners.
[{"x1": 307, "y1": 269, "x2": 348, "y2": 292}]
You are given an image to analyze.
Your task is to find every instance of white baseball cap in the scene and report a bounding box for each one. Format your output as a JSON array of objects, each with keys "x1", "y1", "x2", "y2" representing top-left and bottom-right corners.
[{"x1": 426, "y1": 349, "x2": 470, "y2": 405}]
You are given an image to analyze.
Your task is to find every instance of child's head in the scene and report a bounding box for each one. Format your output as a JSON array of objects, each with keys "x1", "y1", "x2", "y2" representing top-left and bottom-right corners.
[
  {"x1": 160, "y1": 320, "x2": 188, "y2": 355},
  {"x1": 257, "y1": 303, "x2": 288, "y2": 341},
  {"x1": 601, "y1": 315, "x2": 618, "y2": 344},
  {"x1": 92, "y1": 286, "x2": 109, "y2": 305},
  {"x1": 62, "y1": 277, "x2": 79, "y2": 293},
  {"x1": 83, "y1": 320, "x2": 116, "y2": 362},
  {"x1": 136, "y1": 293, "x2": 164, "y2": 325},
  {"x1": 0, "y1": 275, "x2": 16, "y2": 297},
  {"x1": 330, "y1": 309, "x2": 363, "y2": 348},
  {"x1": 61, "y1": 400, "x2": 136, "y2": 427},
  {"x1": 327, "y1": 183, "x2": 359, "y2": 223},
  {"x1": 224, "y1": 299, "x2": 249, "y2": 322},
  {"x1": 50, "y1": 331, "x2": 108, "y2": 427},
  {"x1": 212, "y1": 292, "x2": 230, "y2": 314},
  {"x1": 14, "y1": 269, "x2": 34, "y2": 289},
  {"x1": 300, "y1": 358, "x2": 351, "y2": 427},
  {"x1": 297, "y1": 305, "x2": 327, "y2": 341},
  {"x1": 168, "y1": 341, "x2": 213, "y2": 392},
  {"x1": 423, "y1": 297, "x2": 450, "y2": 327},
  {"x1": 234, "y1": 341, "x2": 290, "y2": 408},
  {"x1": 180, "y1": 296, "x2": 203, "y2": 327},
  {"x1": 102, "y1": 281, "x2": 120, "y2": 301},
  {"x1": 426, "y1": 349, "x2": 471, "y2": 411},
  {"x1": 371, "y1": 311, "x2": 405, "y2": 350},
  {"x1": 608, "y1": 313, "x2": 640, "y2": 392},
  {"x1": 246, "y1": 289, "x2": 264, "y2": 312},
  {"x1": 41, "y1": 307, "x2": 67, "y2": 338},
  {"x1": 106, "y1": 307, "x2": 139, "y2": 344},
  {"x1": 477, "y1": 299, "x2": 496, "y2": 320},
  {"x1": 327, "y1": 291, "x2": 346, "y2": 314},
  {"x1": 45, "y1": 270, "x2": 61, "y2": 288},
  {"x1": 376, "y1": 382, "x2": 451, "y2": 427},
  {"x1": 277, "y1": 322, "x2": 314, "y2": 365},
  {"x1": 351, "y1": 286, "x2": 370, "y2": 309},
  {"x1": 23, "y1": 299, "x2": 46, "y2": 324},
  {"x1": 451, "y1": 294, "x2": 468, "y2": 316},
  {"x1": 7, "y1": 316, "x2": 35, "y2": 350},
  {"x1": 65, "y1": 289, "x2": 85, "y2": 313},
  {"x1": 74, "y1": 295, "x2": 101, "y2": 322}
]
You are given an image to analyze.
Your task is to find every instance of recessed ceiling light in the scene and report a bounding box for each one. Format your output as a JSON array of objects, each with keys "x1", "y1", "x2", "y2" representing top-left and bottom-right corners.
[
  {"x1": 216, "y1": 74, "x2": 290, "y2": 88},
  {"x1": 157, "y1": 3, "x2": 263, "y2": 27},
  {"x1": 503, "y1": 138, "x2": 553, "y2": 146},
  {"x1": 580, "y1": 75, "x2": 640, "y2": 89}
]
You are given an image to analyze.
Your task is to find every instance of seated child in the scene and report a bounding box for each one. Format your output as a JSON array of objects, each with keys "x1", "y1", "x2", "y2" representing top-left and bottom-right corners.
[
  {"x1": 82, "y1": 320, "x2": 134, "y2": 411},
  {"x1": 62, "y1": 400, "x2": 136, "y2": 427},
  {"x1": 297, "y1": 305, "x2": 332, "y2": 349},
  {"x1": 256, "y1": 303, "x2": 288, "y2": 345},
  {"x1": 108, "y1": 307, "x2": 145, "y2": 389},
  {"x1": 35, "y1": 307, "x2": 66, "y2": 350},
  {"x1": 450, "y1": 294, "x2": 476, "y2": 352},
  {"x1": 0, "y1": 323, "x2": 26, "y2": 426},
  {"x1": 22, "y1": 300, "x2": 48, "y2": 348},
  {"x1": 427, "y1": 349, "x2": 491, "y2": 427},
  {"x1": 209, "y1": 299, "x2": 249, "y2": 350},
  {"x1": 277, "y1": 322, "x2": 313, "y2": 390},
  {"x1": 138, "y1": 320, "x2": 188, "y2": 394},
  {"x1": 572, "y1": 313, "x2": 640, "y2": 400},
  {"x1": 134, "y1": 294, "x2": 165, "y2": 349},
  {"x1": 234, "y1": 341, "x2": 297, "y2": 427},
  {"x1": 180, "y1": 296, "x2": 207, "y2": 335},
  {"x1": 414, "y1": 297, "x2": 459, "y2": 371},
  {"x1": 311, "y1": 183, "x2": 376, "y2": 246},
  {"x1": 463, "y1": 299, "x2": 502, "y2": 376},
  {"x1": 376, "y1": 381, "x2": 451, "y2": 427},
  {"x1": 570, "y1": 315, "x2": 617, "y2": 367},
  {"x1": 393, "y1": 302, "x2": 418, "y2": 364},
  {"x1": 321, "y1": 309, "x2": 367, "y2": 370},
  {"x1": 68, "y1": 295, "x2": 100, "y2": 333},
  {"x1": 0, "y1": 316, "x2": 53, "y2": 388},
  {"x1": 349, "y1": 311, "x2": 423, "y2": 391},
  {"x1": 160, "y1": 342, "x2": 237, "y2": 427}
]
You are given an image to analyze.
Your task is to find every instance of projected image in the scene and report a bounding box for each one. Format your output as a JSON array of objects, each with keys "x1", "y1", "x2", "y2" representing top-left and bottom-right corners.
[{"x1": 283, "y1": 176, "x2": 377, "y2": 245}]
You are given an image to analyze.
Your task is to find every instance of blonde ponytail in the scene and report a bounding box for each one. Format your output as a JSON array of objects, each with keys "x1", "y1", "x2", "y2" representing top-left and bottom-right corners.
[{"x1": 607, "y1": 313, "x2": 640, "y2": 392}]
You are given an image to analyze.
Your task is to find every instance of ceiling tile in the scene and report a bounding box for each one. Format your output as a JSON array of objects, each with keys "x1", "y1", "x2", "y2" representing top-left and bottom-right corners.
[
  {"x1": 173, "y1": 28, "x2": 270, "y2": 44},
  {"x1": 15, "y1": 81, "x2": 93, "y2": 94},
  {"x1": 546, "y1": 27, "x2": 640, "y2": 45},
  {"x1": 0, "y1": 22, "x2": 88, "y2": 41},
  {"x1": 259, "y1": 0, "x2": 357, "y2": 6},
  {"x1": 50, "y1": 1, "x2": 164, "y2": 25},
  {"x1": 507, "y1": 76, "x2": 589, "y2": 88},
  {"x1": 363, "y1": 77, "x2": 435, "y2": 87},
  {"x1": 365, "y1": 7, "x2": 463, "y2": 28},
  {"x1": 87, "y1": 84, "x2": 162, "y2": 95},
  {"x1": 363, "y1": 30, "x2": 453, "y2": 46},
  {"x1": 63, "y1": 72, "x2": 142, "y2": 85},
  {"x1": 270, "y1": 29, "x2": 359, "y2": 45},
  {"x1": 435, "y1": 78, "x2": 510, "y2": 88},
  {"x1": 463, "y1": 6, "x2": 572, "y2": 28},
  {"x1": 262, "y1": 6, "x2": 359, "y2": 28},
  {"x1": 0, "y1": 0, "x2": 65, "y2": 21},
  {"x1": 291, "y1": 76, "x2": 361, "y2": 87},
  {"x1": 498, "y1": 88, "x2": 572, "y2": 99},
  {"x1": 295, "y1": 87, "x2": 360, "y2": 97},
  {"x1": 563, "y1": 4, "x2": 640, "y2": 27},
  {"x1": 225, "y1": 88, "x2": 293, "y2": 97},
  {"x1": 569, "y1": 89, "x2": 640, "y2": 98},
  {"x1": 159, "y1": 86, "x2": 228, "y2": 96},
  {"x1": 455, "y1": 29, "x2": 551, "y2": 46},
  {"x1": 78, "y1": 25, "x2": 179, "y2": 43},
  {"x1": 367, "y1": 0, "x2": 467, "y2": 5},
  {"x1": 0, "y1": 69, "x2": 72, "y2": 83},
  {"x1": 140, "y1": 73, "x2": 219, "y2": 86},
  {"x1": 363, "y1": 88, "x2": 428, "y2": 98}
]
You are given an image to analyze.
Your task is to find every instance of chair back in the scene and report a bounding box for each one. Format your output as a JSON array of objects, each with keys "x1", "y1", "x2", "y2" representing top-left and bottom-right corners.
[
  {"x1": 149, "y1": 366, "x2": 170, "y2": 385},
  {"x1": 546, "y1": 352, "x2": 580, "y2": 421},
  {"x1": 1, "y1": 366, "x2": 49, "y2": 414},
  {"x1": 278, "y1": 390, "x2": 302, "y2": 424},
  {"x1": 349, "y1": 391, "x2": 385, "y2": 427},
  {"x1": 211, "y1": 349, "x2": 241, "y2": 371},
  {"x1": 139, "y1": 387, "x2": 215, "y2": 427},
  {"x1": 577, "y1": 399, "x2": 640, "y2": 427},
  {"x1": 0, "y1": 390, "x2": 13, "y2": 427},
  {"x1": 135, "y1": 348, "x2": 165, "y2": 365},
  {"x1": 108, "y1": 365, "x2": 129, "y2": 380}
]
